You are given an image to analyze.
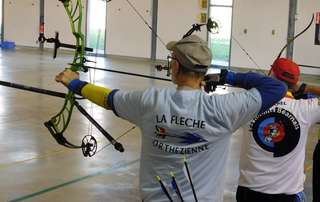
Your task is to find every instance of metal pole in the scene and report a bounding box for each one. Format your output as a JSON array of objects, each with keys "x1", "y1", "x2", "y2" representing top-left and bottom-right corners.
[
  {"x1": 1, "y1": 0, "x2": 4, "y2": 42},
  {"x1": 229, "y1": 3, "x2": 235, "y2": 69},
  {"x1": 151, "y1": 0, "x2": 158, "y2": 61},
  {"x1": 286, "y1": 0, "x2": 297, "y2": 59},
  {"x1": 39, "y1": 0, "x2": 45, "y2": 49}
]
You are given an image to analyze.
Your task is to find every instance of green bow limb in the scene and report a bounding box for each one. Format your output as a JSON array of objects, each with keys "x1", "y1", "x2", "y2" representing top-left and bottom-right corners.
[
  {"x1": 45, "y1": 0, "x2": 125, "y2": 156},
  {"x1": 61, "y1": 0, "x2": 86, "y2": 72},
  {"x1": 45, "y1": 0, "x2": 85, "y2": 149}
]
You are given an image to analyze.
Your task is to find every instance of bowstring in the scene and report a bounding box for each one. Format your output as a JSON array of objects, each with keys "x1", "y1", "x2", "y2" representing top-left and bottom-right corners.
[
  {"x1": 86, "y1": 29, "x2": 101, "y2": 141},
  {"x1": 232, "y1": 36, "x2": 266, "y2": 75},
  {"x1": 88, "y1": 28, "x2": 137, "y2": 155}
]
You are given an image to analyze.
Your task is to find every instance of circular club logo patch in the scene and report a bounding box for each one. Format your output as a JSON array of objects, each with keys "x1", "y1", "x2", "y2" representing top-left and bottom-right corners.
[{"x1": 251, "y1": 107, "x2": 300, "y2": 157}]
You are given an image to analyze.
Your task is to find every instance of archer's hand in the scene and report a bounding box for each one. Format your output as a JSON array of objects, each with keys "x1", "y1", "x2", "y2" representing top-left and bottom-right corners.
[
  {"x1": 55, "y1": 69, "x2": 79, "y2": 87},
  {"x1": 203, "y1": 69, "x2": 228, "y2": 93}
]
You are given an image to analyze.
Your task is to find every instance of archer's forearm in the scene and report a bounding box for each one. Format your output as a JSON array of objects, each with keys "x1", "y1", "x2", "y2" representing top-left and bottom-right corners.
[
  {"x1": 225, "y1": 71, "x2": 287, "y2": 113},
  {"x1": 68, "y1": 79, "x2": 112, "y2": 109}
]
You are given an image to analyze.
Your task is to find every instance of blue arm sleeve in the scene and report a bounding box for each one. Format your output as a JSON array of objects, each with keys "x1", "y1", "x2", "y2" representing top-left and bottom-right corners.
[
  {"x1": 68, "y1": 79, "x2": 88, "y2": 95},
  {"x1": 226, "y1": 71, "x2": 287, "y2": 113}
]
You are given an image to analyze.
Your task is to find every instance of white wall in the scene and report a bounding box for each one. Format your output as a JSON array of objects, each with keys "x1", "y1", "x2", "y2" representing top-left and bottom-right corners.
[
  {"x1": 4, "y1": 0, "x2": 39, "y2": 47},
  {"x1": 3, "y1": 0, "x2": 86, "y2": 49},
  {"x1": 3, "y1": 0, "x2": 208, "y2": 60},
  {"x1": 157, "y1": 0, "x2": 207, "y2": 60},
  {"x1": 44, "y1": 0, "x2": 87, "y2": 49},
  {"x1": 106, "y1": 0, "x2": 152, "y2": 58},
  {"x1": 3, "y1": 0, "x2": 320, "y2": 75},
  {"x1": 105, "y1": 0, "x2": 207, "y2": 59},
  {"x1": 293, "y1": 0, "x2": 320, "y2": 74},
  {"x1": 231, "y1": 0, "x2": 289, "y2": 70},
  {"x1": 231, "y1": 0, "x2": 320, "y2": 75}
]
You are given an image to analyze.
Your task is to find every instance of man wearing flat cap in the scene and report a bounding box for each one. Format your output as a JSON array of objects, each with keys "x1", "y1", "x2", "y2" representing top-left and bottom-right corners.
[{"x1": 55, "y1": 34, "x2": 286, "y2": 201}]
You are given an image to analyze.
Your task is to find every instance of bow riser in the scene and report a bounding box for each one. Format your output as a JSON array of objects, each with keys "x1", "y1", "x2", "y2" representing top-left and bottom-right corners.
[
  {"x1": 45, "y1": 0, "x2": 124, "y2": 156},
  {"x1": 61, "y1": 0, "x2": 86, "y2": 72},
  {"x1": 45, "y1": 0, "x2": 87, "y2": 150}
]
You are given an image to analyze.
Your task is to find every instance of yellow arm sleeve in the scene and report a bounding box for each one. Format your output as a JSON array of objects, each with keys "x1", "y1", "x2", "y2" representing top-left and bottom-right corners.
[{"x1": 81, "y1": 84, "x2": 112, "y2": 109}]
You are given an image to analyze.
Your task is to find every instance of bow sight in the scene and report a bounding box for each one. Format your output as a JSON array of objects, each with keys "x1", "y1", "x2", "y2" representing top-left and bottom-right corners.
[
  {"x1": 183, "y1": 18, "x2": 219, "y2": 38},
  {"x1": 38, "y1": 32, "x2": 93, "y2": 60}
]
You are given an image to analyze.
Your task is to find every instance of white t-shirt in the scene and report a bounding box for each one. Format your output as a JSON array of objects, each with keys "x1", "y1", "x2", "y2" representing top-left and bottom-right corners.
[
  {"x1": 239, "y1": 96, "x2": 320, "y2": 194},
  {"x1": 112, "y1": 87, "x2": 262, "y2": 202}
]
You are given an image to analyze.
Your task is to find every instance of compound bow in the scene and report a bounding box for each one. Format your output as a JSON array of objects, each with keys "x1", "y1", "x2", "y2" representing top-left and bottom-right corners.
[
  {"x1": 39, "y1": 0, "x2": 217, "y2": 156},
  {"x1": 41, "y1": 0, "x2": 124, "y2": 157}
]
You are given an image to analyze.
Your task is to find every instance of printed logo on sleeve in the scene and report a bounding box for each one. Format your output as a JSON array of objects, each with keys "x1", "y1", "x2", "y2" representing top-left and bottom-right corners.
[{"x1": 250, "y1": 107, "x2": 300, "y2": 157}]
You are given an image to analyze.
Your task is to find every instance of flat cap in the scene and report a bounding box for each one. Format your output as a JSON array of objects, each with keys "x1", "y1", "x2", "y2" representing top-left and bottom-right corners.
[{"x1": 166, "y1": 35, "x2": 212, "y2": 73}]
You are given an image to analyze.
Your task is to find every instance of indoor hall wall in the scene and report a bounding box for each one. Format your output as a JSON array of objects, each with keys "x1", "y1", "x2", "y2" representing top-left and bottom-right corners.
[
  {"x1": 231, "y1": 0, "x2": 289, "y2": 71},
  {"x1": 44, "y1": 0, "x2": 87, "y2": 49},
  {"x1": 156, "y1": 0, "x2": 207, "y2": 60},
  {"x1": 106, "y1": 0, "x2": 152, "y2": 58},
  {"x1": 4, "y1": 0, "x2": 206, "y2": 60},
  {"x1": 293, "y1": 0, "x2": 320, "y2": 75},
  {"x1": 3, "y1": 0, "x2": 87, "y2": 48},
  {"x1": 231, "y1": 0, "x2": 320, "y2": 75},
  {"x1": 3, "y1": 0, "x2": 39, "y2": 47},
  {"x1": 106, "y1": 0, "x2": 206, "y2": 59}
]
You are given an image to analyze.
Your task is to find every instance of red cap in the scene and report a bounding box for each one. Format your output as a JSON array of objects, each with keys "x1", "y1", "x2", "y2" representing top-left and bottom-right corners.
[{"x1": 271, "y1": 58, "x2": 300, "y2": 84}]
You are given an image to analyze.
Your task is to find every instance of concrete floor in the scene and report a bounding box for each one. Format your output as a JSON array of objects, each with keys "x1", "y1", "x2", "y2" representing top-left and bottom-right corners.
[{"x1": 0, "y1": 47, "x2": 318, "y2": 202}]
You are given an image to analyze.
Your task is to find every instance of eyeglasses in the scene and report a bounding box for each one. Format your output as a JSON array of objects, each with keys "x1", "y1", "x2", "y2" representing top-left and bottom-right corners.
[{"x1": 167, "y1": 55, "x2": 177, "y2": 64}]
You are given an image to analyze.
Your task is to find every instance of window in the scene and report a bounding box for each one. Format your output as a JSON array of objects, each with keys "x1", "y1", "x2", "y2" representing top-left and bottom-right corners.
[
  {"x1": 87, "y1": 0, "x2": 107, "y2": 54},
  {"x1": 211, "y1": 0, "x2": 232, "y2": 6},
  {"x1": 209, "y1": 0, "x2": 233, "y2": 66}
]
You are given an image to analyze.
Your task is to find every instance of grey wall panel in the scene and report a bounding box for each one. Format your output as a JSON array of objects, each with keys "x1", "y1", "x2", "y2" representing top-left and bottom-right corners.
[
  {"x1": 293, "y1": 0, "x2": 320, "y2": 74},
  {"x1": 157, "y1": 0, "x2": 207, "y2": 60},
  {"x1": 44, "y1": 0, "x2": 87, "y2": 49},
  {"x1": 106, "y1": 0, "x2": 151, "y2": 58},
  {"x1": 4, "y1": 0, "x2": 39, "y2": 47},
  {"x1": 231, "y1": 0, "x2": 289, "y2": 70}
]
